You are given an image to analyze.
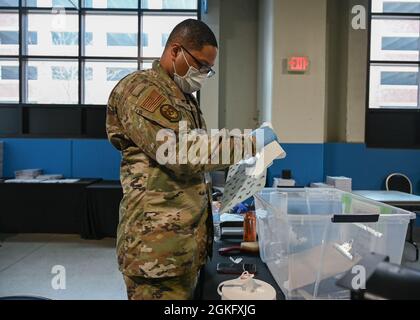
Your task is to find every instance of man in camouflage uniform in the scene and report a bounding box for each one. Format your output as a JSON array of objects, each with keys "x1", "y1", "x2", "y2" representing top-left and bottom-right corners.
[{"x1": 106, "y1": 19, "x2": 255, "y2": 300}]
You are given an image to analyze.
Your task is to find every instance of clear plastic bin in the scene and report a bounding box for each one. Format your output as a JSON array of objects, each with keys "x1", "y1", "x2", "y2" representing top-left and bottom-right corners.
[{"x1": 254, "y1": 188, "x2": 415, "y2": 300}]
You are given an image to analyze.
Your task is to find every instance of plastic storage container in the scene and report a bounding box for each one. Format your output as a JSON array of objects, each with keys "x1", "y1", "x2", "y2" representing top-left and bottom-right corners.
[{"x1": 254, "y1": 188, "x2": 415, "y2": 300}]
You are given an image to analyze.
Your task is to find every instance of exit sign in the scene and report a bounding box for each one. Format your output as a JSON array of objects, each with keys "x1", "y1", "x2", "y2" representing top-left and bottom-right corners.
[{"x1": 288, "y1": 56, "x2": 310, "y2": 73}]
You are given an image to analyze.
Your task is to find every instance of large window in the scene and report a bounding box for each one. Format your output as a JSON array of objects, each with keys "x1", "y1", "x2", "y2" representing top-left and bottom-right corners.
[
  {"x1": 369, "y1": 0, "x2": 420, "y2": 110},
  {"x1": 0, "y1": 0, "x2": 199, "y2": 137},
  {"x1": 367, "y1": 0, "x2": 420, "y2": 148}
]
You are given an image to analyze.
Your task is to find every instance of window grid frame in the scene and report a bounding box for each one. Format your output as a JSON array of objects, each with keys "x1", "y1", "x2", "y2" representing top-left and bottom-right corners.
[
  {"x1": 365, "y1": 0, "x2": 420, "y2": 149},
  {"x1": 0, "y1": 0, "x2": 200, "y2": 108},
  {"x1": 367, "y1": 0, "x2": 420, "y2": 112}
]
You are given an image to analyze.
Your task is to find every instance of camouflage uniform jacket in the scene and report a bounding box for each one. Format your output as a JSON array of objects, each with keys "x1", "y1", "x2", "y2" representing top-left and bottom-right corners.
[{"x1": 106, "y1": 60, "x2": 253, "y2": 278}]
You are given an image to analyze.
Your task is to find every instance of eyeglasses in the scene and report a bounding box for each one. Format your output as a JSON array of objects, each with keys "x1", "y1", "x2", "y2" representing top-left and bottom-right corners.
[{"x1": 181, "y1": 45, "x2": 216, "y2": 78}]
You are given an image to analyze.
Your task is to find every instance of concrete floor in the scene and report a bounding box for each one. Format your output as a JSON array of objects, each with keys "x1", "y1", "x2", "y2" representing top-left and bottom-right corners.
[
  {"x1": 0, "y1": 234, "x2": 127, "y2": 300},
  {"x1": 0, "y1": 229, "x2": 419, "y2": 300}
]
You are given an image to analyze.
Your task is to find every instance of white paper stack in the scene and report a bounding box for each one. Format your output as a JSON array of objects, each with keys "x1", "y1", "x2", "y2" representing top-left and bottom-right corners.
[
  {"x1": 40, "y1": 179, "x2": 79, "y2": 184},
  {"x1": 15, "y1": 169, "x2": 43, "y2": 180},
  {"x1": 273, "y1": 178, "x2": 296, "y2": 188},
  {"x1": 5, "y1": 179, "x2": 42, "y2": 184},
  {"x1": 36, "y1": 174, "x2": 64, "y2": 181},
  {"x1": 5, "y1": 178, "x2": 79, "y2": 184},
  {"x1": 326, "y1": 176, "x2": 352, "y2": 192},
  {"x1": 0, "y1": 141, "x2": 3, "y2": 178},
  {"x1": 310, "y1": 182, "x2": 335, "y2": 189}
]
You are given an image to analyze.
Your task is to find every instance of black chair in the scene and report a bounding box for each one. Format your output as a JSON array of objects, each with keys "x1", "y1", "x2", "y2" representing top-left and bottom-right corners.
[
  {"x1": 386, "y1": 173, "x2": 413, "y2": 194},
  {"x1": 385, "y1": 173, "x2": 418, "y2": 262}
]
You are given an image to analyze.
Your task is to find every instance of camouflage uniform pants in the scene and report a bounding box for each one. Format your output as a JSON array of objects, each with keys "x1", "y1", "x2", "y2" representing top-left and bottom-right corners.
[{"x1": 123, "y1": 270, "x2": 200, "y2": 300}]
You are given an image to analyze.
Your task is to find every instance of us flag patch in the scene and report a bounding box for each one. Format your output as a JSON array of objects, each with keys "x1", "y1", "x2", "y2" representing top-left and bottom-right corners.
[{"x1": 140, "y1": 89, "x2": 166, "y2": 113}]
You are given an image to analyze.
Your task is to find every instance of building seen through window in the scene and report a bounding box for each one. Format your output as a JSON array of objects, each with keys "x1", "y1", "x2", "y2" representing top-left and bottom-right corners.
[
  {"x1": 369, "y1": 0, "x2": 420, "y2": 109},
  {"x1": 0, "y1": 0, "x2": 197, "y2": 105}
]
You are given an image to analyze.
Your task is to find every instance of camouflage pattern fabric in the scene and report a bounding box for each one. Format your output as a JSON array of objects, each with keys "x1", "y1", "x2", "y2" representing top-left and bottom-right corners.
[
  {"x1": 123, "y1": 270, "x2": 200, "y2": 300},
  {"x1": 106, "y1": 60, "x2": 255, "y2": 294}
]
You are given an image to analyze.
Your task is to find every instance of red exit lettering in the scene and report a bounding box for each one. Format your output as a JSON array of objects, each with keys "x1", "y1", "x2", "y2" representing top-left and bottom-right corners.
[{"x1": 288, "y1": 56, "x2": 309, "y2": 72}]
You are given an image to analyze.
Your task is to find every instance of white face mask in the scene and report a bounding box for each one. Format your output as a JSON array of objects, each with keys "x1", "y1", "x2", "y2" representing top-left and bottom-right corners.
[{"x1": 173, "y1": 49, "x2": 208, "y2": 94}]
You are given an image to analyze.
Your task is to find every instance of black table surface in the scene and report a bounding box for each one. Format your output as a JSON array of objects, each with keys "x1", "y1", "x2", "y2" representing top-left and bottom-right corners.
[
  {"x1": 201, "y1": 238, "x2": 284, "y2": 300},
  {"x1": 85, "y1": 180, "x2": 122, "y2": 189},
  {"x1": 0, "y1": 179, "x2": 101, "y2": 234},
  {"x1": 0, "y1": 179, "x2": 122, "y2": 237},
  {"x1": 82, "y1": 180, "x2": 122, "y2": 239}
]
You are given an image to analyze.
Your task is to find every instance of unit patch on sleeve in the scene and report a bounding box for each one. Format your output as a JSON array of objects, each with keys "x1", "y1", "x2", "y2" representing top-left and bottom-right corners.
[{"x1": 160, "y1": 104, "x2": 181, "y2": 122}]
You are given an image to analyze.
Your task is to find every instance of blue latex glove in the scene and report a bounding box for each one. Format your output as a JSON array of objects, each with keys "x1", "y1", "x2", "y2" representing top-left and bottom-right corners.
[
  {"x1": 232, "y1": 203, "x2": 249, "y2": 214},
  {"x1": 251, "y1": 122, "x2": 279, "y2": 147}
]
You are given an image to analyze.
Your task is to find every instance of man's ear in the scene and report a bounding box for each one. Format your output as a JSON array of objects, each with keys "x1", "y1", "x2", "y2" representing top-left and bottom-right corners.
[{"x1": 170, "y1": 43, "x2": 181, "y2": 61}]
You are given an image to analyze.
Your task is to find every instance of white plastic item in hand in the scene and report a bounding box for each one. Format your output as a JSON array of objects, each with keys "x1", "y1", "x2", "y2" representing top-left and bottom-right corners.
[
  {"x1": 248, "y1": 141, "x2": 286, "y2": 177},
  {"x1": 220, "y1": 140, "x2": 286, "y2": 213},
  {"x1": 220, "y1": 163, "x2": 266, "y2": 213}
]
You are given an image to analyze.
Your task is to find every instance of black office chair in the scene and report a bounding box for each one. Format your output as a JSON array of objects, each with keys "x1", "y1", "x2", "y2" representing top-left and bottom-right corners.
[
  {"x1": 386, "y1": 173, "x2": 413, "y2": 194},
  {"x1": 385, "y1": 173, "x2": 418, "y2": 262}
]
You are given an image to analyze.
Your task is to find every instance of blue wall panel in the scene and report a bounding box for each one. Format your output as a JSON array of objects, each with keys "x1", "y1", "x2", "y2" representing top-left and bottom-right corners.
[
  {"x1": 1, "y1": 139, "x2": 420, "y2": 197},
  {"x1": 2, "y1": 139, "x2": 72, "y2": 178},
  {"x1": 72, "y1": 139, "x2": 121, "y2": 180},
  {"x1": 324, "y1": 143, "x2": 420, "y2": 194},
  {"x1": 0, "y1": 139, "x2": 121, "y2": 180},
  {"x1": 266, "y1": 143, "x2": 420, "y2": 195},
  {"x1": 266, "y1": 144, "x2": 325, "y2": 187}
]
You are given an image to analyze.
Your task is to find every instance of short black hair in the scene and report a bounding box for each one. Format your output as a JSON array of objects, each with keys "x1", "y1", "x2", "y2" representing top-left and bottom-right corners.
[{"x1": 166, "y1": 19, "x2": 218, "y2": 51}]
